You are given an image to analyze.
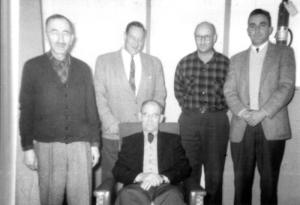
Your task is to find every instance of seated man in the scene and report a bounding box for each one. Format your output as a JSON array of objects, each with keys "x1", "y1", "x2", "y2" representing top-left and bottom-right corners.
[{"x1": 113, "y1": 100, "x2": 191, "y2": 205}]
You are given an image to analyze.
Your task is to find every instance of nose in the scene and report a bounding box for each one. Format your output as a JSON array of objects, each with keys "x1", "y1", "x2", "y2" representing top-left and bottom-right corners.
[{"x1": 57, "y1": 33, "x2": 65, "y2": 43}]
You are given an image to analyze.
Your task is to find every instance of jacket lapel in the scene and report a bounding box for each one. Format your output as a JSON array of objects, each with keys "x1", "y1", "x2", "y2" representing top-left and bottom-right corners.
[
  {"x1": 137, "y1": 132, "x2": 145, "y2": 171},
  {"x1": 241, "y1": 49, "x2": 251, "y2": 105},
  {"x1": 157, "y1": 132, "x2": 164, "y2": 172},
  {"x1": 136, "y1": 53, "x2": 147, "y2": 99},
  {"x1": 117, "y1": 50, "x2": 137, "y2": 98},
  {"x1": 260, "y1": 43, "x2": 275, "y2": 89}
]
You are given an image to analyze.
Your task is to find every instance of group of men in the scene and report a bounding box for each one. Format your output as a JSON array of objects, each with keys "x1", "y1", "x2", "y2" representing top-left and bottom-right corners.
[{"x1": 20, "y1": 7, "x2": 295, "y2": 205}]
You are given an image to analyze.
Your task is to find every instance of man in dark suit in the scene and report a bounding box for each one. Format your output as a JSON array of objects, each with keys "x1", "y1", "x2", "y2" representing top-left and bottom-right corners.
[
  {"x1": 224, "y1": 9, "x2": 295, "y2": 205},
  {"x1": 113, "y1": 100, "x2": 191, "y2": 205},
  {"x1": 19, "y1": 14, "x2": 100, "y2": 205}
]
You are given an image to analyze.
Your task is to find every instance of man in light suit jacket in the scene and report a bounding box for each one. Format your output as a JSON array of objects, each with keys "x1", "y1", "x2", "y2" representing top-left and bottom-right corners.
[
  {"x1": 94, "y1": 21, "x2": 167, "y2": 182},
  {"x1": 113, "y1": 100, "x2": 191, "y2": 205},
  {"x1": 224, "y1": 9, "x2": 295, "y2": 205}
]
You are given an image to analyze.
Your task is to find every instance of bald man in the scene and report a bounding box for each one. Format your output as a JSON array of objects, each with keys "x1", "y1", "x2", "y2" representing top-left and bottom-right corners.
[{"x1": 174, "y1": 22, "x2": 229, "y2": 205}]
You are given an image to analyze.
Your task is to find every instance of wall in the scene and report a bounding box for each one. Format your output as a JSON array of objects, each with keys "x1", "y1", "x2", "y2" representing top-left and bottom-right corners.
[
  {"x1": 0, "y1": 0, "x2": 15, "y2": 204},
  {"x1": 16, "y1": 0, "x2": 44, "y2": 205}
]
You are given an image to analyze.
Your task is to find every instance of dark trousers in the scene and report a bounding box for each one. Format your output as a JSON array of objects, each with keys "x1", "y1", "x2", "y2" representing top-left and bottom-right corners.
[
  {"x1": 179, "y1": 110, "x2": 229, "y2": 205},
  {"x1": 101, "y1": 138, "x2": 120, "y2": 182},
  {"x1": 231, "y1": 124, "x2": 285, "y2": 205},
  {"x1": 115, "y1": 183, "x2": 185, "y2": 205}
]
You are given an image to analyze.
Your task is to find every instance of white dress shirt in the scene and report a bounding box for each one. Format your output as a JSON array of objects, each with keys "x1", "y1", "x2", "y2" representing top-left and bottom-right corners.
[
  {"x1": 249, "y1": 41, "x2": 268, "y2": 110},
  {"x1": 121, "y1": 48, "x2": 142, "y2": 95}
]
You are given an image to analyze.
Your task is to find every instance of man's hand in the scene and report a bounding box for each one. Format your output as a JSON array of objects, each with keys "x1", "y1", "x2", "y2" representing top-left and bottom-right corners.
[
  {"x1": 91, "y1": 146, "x2": 100, "y2": 167},
  {"x1": 108, "y1": 122, "x2": 119, "y2": 134},
  {"x1": 24, "y1": 149, "x2": 38, "y2": 170},
  {"x1": 139, "y1": 173, "x2": 164, "y2": 190},
  {"x1": 247, "y1": 110, "x2": 267, "y2": 127},
  {"x1": 240, "y1": 109, "x2": 253, "y2": 124}
]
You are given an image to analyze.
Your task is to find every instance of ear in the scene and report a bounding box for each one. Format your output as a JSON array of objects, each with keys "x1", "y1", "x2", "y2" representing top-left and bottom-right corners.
[
  {"x1": 213, "y1": 33, "x2": 218, "y2": 43},
  {"x1": 138, "y1": 112, "x2": 142, "y2": 121},
  {"x1": 269, "y1": 26, "x2": 273, "y2": 35},
  {"x1": 159, "y1": 114, "x2": 165, "y2": 123}
]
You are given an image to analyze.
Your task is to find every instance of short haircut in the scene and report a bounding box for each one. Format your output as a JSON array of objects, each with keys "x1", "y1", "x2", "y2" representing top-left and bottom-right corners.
[
  {"x1": 141, "y1": 99, "x2": 164, "y2": 114},
  {"x1": 125, "y1": 21, "x2": 146, "y2": 35},
  {"x1": 45, "y1": 14, "x2": 74, "y2": 33},
  {"x1": 248, "y1": 9, "x2": 272, "y2": 26}
]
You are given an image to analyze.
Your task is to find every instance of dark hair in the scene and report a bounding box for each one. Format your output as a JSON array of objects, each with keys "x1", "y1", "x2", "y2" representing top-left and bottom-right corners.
[
  {"x1": 248, "y1": 9, "x2": 272, "y2": 26},
  {"x1": 45, "y1": 14, "x2": 74, "y2": 33},
  {"x1": 141, "y1": 99, "x2": 164, "y2": 113},
  {"x1": 125, "y1": 21, "x2": 146, "y2": 35}
]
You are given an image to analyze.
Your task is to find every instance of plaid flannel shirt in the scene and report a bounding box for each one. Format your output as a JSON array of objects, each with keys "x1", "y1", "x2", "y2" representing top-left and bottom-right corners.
[{"x1": 174, "y1": 51, "x2": 229, "y2": 111}]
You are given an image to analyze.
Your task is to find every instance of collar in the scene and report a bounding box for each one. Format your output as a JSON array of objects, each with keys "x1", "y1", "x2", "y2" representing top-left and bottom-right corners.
[
  {"x1": 196, "y1": 50, "x2": 216, "y2": 63},
  {"x1": 121, "y1": 47, "x2": 141, "y2": 60},
  {"x1": 251, "y1": 41, "x2": 268, "y2": 52},
  {"x1": 47, "y1": 51, "x2": 71, "y2": 66}
]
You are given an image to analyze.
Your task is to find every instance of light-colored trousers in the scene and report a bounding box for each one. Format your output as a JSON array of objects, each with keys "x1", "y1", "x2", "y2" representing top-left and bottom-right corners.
[{"x1": 35, "y1": 142, "x2": 92, "y2": 205}]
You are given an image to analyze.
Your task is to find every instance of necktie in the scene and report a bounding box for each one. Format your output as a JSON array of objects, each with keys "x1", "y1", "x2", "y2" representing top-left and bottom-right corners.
[
  {"x1": 148, "y1": 133, "x2": 154, "y2": 143},
  {"x1": 129, "y1": 56, "x2": 136, "y2": 93},
  {"x1": 256, "y1": 47, "x2": 259, "y2": 53}
]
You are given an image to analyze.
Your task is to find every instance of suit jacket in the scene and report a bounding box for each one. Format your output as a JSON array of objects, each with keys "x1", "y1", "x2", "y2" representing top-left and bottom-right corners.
[
  {"x1": 94, "y1": 50, "x2": 167, "y2": 140},
  {"x1": 112, "y1": 132, "x2": 191, "y2": 186},
  {"x1": 224, "y1": 42, "x2": 295, "y2": 142}
]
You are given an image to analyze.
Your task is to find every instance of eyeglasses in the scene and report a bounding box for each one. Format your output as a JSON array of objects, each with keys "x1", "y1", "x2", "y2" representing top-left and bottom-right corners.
[{"x1": 195, "y1": 35, "x2": 213, "y2": 42}]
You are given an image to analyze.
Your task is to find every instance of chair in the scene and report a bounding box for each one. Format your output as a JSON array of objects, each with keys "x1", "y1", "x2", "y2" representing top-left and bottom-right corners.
[{"x1": 94, "y1": 122, "x2": 206, "y2": 205}]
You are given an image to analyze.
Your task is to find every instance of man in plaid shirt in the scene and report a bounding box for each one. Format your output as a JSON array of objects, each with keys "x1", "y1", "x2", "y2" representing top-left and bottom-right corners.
[{"x1": 174, "y1": 22, "x2": 229, "y2": 205}]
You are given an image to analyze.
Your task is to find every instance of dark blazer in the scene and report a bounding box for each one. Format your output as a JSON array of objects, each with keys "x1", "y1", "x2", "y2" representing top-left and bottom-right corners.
[
  {"x1": 112, "y1": 131, "x2": 191, "y2": 186},
  {"x1": 19, "y1": 53, "x2": 100, "y2": 150}
]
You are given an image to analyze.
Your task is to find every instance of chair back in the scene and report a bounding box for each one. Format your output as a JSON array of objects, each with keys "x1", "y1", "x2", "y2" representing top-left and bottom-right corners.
[{"x1": 119, "y1": 122, "x2": 179, "y2": 138}]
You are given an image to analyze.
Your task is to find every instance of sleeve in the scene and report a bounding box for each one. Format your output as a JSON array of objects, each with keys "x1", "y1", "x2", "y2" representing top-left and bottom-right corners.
[
  {"x1": 112, "y1": 138, "x2": 140, "y2": 185},
  {"x1": 153, "y1": 58, "x2": 167, "y2": 107},
  {"x1": 94, "y1": 56, "x2": 120, "y2": 132},
  {"x1": 223, "y1": 56, "x2": 248, "y2": 116},
  {"x1": 174, "y1": 61, "x2": 186, "y2": 108},
  {"x1": 160, "y1": 135, "x2": 191, "y2": 184},
  {"x1": 261, "y1": 47, "x2": 296, "y2": 118},
  {"x1": 19, "y1": 61, "x2": 35, "y2": 151},
  {"x1": 84, "y1": 65, "x2": 101, "y2": 146}
]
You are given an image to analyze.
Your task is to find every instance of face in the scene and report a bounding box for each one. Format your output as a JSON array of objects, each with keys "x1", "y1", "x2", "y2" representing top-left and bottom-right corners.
[
  {"x1": 140, "y1": 102, "x2": 163, "y2": 133},
  {"x1": 46, "y1": 18, "x2": 74, "y2": 60},
  {"x1": 124, "y1": 26, "x2": 146, "y2": 55},
  {"x1": 194, "y1": 23, "x2": 216, "y2": 53},
  {"x1": 247, "y1": 14, "x2": 273, "y2": 46}
]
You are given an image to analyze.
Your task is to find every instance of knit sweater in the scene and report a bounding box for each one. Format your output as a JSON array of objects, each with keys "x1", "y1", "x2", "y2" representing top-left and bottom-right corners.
[{"x1": 19, "y1": 53, "x2": 100, "y2": 150}]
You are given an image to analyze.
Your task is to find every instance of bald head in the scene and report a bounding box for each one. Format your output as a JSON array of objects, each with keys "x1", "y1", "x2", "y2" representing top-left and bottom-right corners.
[{"x1": 194, "y1": 22, "x2": 216, "y2": 36}]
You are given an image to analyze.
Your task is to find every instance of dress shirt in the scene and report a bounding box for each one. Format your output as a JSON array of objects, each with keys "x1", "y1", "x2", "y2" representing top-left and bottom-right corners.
[
  {"x1": 121, "y1": 48, "x2": 142, "y2": 95},
  {"x1": 174, "y1": 51, "x2": 229, "y2": 111},
  {"x1": 47, "y1": 52, "x2": 71, "y2": 83},
  {"x1": 249, "y1": 42, "x2": 268, "y2": 110}
]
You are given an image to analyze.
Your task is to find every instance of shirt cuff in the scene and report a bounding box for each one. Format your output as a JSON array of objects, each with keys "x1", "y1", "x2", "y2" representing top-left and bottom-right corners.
[
  {"x1": 134, "y1": 173, "x2": 143, "y2": 183},
  {"x1": 160, "y1": 175, "x2": 170, "y2": 183},
  {"x1": 260, "y1": 108, "x2": 269, "y2": 117},
  {"x1": 238, "y1": 108, "x2": 247, "y2": 117}
]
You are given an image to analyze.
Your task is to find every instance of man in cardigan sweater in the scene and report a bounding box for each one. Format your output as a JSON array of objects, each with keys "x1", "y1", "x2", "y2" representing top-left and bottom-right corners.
[
  {"x1": 94, "y1": 21, "x2": 167, "y2": 183},
  {"x1": 19, "y1": 14, "x2": 100, "y2": 205}
]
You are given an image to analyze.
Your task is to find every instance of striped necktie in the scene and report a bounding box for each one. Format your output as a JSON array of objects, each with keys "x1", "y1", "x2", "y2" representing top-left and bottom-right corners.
[{"x1": 129, "y1": 56, "x2": 136, "y2": 93}]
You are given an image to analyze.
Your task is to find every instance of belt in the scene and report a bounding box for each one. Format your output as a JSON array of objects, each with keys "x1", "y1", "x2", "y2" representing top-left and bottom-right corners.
[{"x1": 182, "y1": 107, "x2": 227, "y2": 114}]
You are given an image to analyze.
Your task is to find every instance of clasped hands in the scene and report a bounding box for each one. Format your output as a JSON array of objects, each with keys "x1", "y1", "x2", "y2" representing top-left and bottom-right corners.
[
  {"x1": 240, "y1": 109, "x2": 268, "y2": 127},
  {"x1": 135, "y1": 173, "x2": 168, "y2": 190}
]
